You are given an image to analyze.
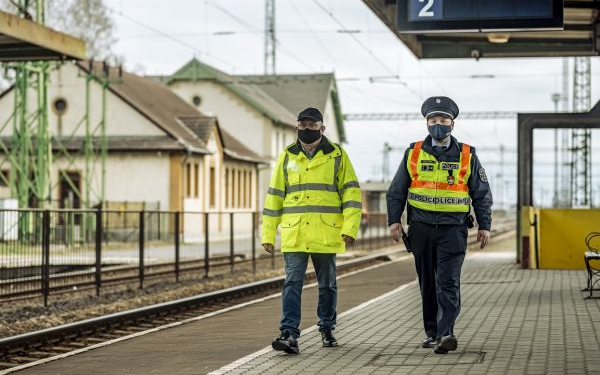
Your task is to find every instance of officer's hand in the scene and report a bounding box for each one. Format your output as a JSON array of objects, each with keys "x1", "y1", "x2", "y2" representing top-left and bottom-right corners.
[
  {"x1": 262, "y1": 243, "x2": 274, "y2": 254},
  {"x1": 477, "y1": 230, "x2": 490, "y2": 249},
  {"x1": 389, "y1": 223, "x2": 401, "y2": 243},
  {"x1": 342, "y1": 235, "x2": 355, "y2": 246}
]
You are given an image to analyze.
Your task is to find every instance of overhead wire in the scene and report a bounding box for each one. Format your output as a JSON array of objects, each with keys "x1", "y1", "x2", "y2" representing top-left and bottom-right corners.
[
  {"x1": 289, "y1": 0, "x2": 339, "y2": 67},
  {"x1": 204, "y1": 0, "x2": 320, "y2": 72},
  {"x1": 310, "y1": 0, "x2": 423, "y2": 102},
  {"x1": 106, "y1": 6, "x2": 243, "y2": 72},
  {"x1": 119, "y1": 29, "x2": 391, "y2": 38}
]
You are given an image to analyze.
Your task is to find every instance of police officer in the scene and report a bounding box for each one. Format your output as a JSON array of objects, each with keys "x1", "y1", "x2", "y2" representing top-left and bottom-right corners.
[
  {"x1": 386, "y1": 96, "x2": 492, "y2": 354},
  {"x1": 262, "y1": 107, "x2": 362, "y2": 354}
]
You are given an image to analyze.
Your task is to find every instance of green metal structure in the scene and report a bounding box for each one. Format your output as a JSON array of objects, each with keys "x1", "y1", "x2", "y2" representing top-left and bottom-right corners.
[{"x1": 0, "y1": 0, "x2": 108, "y2": 215}]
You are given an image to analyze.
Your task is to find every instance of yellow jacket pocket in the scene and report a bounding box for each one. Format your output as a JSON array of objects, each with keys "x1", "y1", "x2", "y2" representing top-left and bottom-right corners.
[
  {"x1": 281, "y1": 215, "x2": 302, "y2": 248},
  {"x1": 320, "y1": 214, "x2": 343, "y2": 247}
]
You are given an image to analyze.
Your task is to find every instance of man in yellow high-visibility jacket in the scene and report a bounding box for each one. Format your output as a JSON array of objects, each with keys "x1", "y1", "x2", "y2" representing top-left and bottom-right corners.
[
  {"x1": 387, "y1": 96, "x2": 492, "y2": 355},
  {"x1": 262, "y1": 107, "x2": 362, "y2": 355}
]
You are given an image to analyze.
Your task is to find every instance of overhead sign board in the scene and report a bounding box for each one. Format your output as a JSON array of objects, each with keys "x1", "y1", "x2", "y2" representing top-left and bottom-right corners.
[{"x1": 397, "y1": 0, "x2": 564, "y2": 33}]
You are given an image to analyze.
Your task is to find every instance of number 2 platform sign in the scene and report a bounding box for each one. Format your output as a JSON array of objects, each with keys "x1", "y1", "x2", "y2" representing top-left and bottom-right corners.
[{"x1": 398, "y1": 0, "x2": 563, "y2": 33}]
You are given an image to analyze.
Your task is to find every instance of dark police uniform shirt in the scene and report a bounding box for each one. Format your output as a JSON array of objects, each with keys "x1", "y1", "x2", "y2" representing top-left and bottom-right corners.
[{"x1": 386, "y1": 135, "x2": 493, "y2": 231}]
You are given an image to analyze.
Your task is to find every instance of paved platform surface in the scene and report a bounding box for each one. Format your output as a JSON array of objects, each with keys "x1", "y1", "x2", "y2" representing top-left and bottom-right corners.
[
  {"x1": 10, "y1": 251, "x2": 416, "y2": 375},
  {"x1": 212, "y1": 239, "x2": 600, "y2": 375}
]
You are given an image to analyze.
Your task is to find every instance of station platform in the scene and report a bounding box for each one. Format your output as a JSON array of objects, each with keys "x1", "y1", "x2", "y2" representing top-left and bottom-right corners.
[
  {"x1": 212, "y1": 239, "x2": 600, "y2": 375},
  {"x1": 6, "y1": 235, "x2": 600, "y2": 375}
]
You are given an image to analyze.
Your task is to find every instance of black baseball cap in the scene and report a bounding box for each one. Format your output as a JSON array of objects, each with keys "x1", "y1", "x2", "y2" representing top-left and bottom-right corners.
[
  {"x1": 297, "y1": 107, "x2": 323, "y2": 122},
  {"x1": 421, "y1": 96, "x2": 459, "y2": 120}
]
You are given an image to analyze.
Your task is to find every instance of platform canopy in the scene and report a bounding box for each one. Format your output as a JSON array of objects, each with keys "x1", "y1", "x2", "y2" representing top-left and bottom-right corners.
[
  {"x1": 362, "y1": 0, "x2": 599, "y2": 58},
  {"x1": 0, "y1": 10, "x2": 86, "y2": 61}
]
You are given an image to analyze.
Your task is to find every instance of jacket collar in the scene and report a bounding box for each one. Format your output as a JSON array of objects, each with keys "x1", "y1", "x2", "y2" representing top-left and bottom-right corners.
[
  {"x1": 421, "y1": 135, "x2": 460, "y2": 157},
  {"x1": 287, "y1": 136, "x2": 336, "y2": 156}
]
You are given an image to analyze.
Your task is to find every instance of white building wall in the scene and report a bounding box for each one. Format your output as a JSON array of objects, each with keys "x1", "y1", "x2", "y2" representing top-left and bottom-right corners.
[
  {"x1": 51, "y1": 153, "x2": 171, "y2": 209},
  {"x1": 169, "y1": 81, "x2": 270, "y2": 156},
  {"x1": 169, "y1": 80, "x2": 299, "y2": 210},
  {"x1": 322, "y1": 93, "x2": 341, "y2": 144},
  {"x1": 0, "y1": 64, "x2": 166, "y2": 138}
]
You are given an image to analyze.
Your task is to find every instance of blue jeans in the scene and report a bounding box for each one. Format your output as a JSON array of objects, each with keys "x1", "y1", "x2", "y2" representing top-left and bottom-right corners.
[{"x1": 280, "y1": 252, "x2": 337, "y2": 338}]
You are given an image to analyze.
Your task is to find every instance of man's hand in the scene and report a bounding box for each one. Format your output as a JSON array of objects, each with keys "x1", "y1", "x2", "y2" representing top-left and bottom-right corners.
[
  {"x1": 477, "y1": 230, "x2": 490, "y2": 249},
  {"x1": 389, "y1": 222, "x2": 401, "y2": 243},
  {"x1": 342, "y1": 235, "x2": 355, "y2": 246},
  {"x1": 262, "y1": 243, "x2": 274, "y2": 254}
]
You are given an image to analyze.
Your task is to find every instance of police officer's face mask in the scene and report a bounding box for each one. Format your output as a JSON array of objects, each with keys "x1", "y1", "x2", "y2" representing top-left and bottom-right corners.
[{"x1": 427, "y1": 123, "x2": 453, "y2": 141}]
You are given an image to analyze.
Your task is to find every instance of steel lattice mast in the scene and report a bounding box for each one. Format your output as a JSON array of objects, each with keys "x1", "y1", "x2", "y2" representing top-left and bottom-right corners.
[
  {"x1": 264, "y1": 0, "x2": 276, "y2": 75},
  {"x1": 0, "y1": 0, "x2": 109, "y2": 212},
  {"x1": 570, "y1": 57, "x2": 592, "y2": 207}
]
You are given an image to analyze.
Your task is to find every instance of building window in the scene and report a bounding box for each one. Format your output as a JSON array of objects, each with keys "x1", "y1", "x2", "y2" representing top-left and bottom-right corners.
[
  {"x1": 193, "y1": 163, "x2": 199, "y2": 198},
  {"x1": 185, "y1": 163, "x2": 191, "y2": 197},
  {"x1": 225, "y1": 168, "x2": 230, "y2": 208},
  {"x1": 209, "y1": 167, "x2": 216, "y2": 208},
  {"x1": 231, "y1": 168, "x2": 236, "y2": 208},
  {"x1": 52, "y1": 98, "x2": 68, "y2": 115},
  {"x1": 241, "y1": 171, "x2": 246, "y2": 208},
  {"x1": 246, "y1": 170, "x2": 251, "y2": 208},
  {"x1": 0, "y1": 170, "x2": 9, "y2": 187},
  {"x1": 59, "y1": 171, "x2": 81, "y2": 209},
  {"x1": 192, "y1": 95, "x2": 202, "y2": 107},
  {"x1": 237, "y1": 170, "x2": 242, "y2": 209}
]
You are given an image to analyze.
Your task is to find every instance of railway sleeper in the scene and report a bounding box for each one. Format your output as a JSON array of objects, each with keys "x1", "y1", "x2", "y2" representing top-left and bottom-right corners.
[
  {"x1": 10, "y1": 356, "x2": 39, "y2": 363},
  {"x1": 44, "y1": 346, "x2": 73, "y2": 353}
]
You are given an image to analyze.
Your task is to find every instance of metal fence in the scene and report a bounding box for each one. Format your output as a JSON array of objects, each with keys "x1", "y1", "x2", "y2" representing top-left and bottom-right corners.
[{"x1": 0, "y1": 208, "x2": 393, "y2": 305}]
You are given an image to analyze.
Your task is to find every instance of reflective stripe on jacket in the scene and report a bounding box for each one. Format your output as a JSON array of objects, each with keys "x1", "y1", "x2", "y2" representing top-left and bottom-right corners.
[
  {"x1": 261, "y1": 137, "x2": 362, "y2": 253},
  {"x1": 406, "y1": 141, "x2": 472, "y2": 213}
]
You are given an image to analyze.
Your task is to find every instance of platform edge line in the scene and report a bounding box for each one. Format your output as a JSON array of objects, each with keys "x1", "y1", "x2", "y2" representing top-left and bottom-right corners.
[{"x1": 0, "y1": 253, "x2": 411, "y2": 375}]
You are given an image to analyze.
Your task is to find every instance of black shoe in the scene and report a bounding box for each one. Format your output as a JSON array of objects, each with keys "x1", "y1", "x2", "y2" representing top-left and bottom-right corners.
[
  {"x1": 320, "y1": 329, "x2": 338, "y2": 347},
  {"x1": 421, "y1": 337, "x2": 438, "y2": 348},
  {"x1": 434, "y1": 335, "x2": 458, "y2": 354},
  {"x1": 272, "y1": 332, "x2": 299, "y2": 354}
]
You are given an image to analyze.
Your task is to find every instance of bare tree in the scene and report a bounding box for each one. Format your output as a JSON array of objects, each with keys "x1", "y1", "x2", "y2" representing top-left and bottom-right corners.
[{"x1": 57, "y1": 0, "x2": 117, "y2": 60}]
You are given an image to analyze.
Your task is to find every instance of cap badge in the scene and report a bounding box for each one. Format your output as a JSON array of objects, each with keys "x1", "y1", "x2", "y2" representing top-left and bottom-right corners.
[{"x1": 436, "y1": 98, "x2": 441, "y2": 104}]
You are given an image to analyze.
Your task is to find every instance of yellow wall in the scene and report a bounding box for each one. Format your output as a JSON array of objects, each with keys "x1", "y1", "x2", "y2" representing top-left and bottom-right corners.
[{"x1": 539, "y1": 209, "x2": 600, "y2": 270}]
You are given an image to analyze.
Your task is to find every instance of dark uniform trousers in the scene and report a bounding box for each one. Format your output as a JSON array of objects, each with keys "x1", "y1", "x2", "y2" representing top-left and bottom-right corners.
[{"x1": 409, "y1": 220, "x2": 468, "y2": 339}]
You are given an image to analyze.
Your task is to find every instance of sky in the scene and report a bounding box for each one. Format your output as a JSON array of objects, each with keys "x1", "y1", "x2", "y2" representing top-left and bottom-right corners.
[{"x1": 103, "y1": 0, "x2": 600, "y2": 208}]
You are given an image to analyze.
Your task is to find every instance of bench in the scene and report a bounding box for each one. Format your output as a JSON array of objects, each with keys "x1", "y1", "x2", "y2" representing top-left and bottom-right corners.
[{"x1": 583, "y1": 232, "x2": 600, "y2": 299}]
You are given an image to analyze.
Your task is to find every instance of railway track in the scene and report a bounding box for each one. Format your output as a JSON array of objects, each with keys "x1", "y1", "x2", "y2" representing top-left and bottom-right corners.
[
  {"x1": 0, "y1": 251, "x2": 394, "y2": 371},
  {"x1": 0, "y1": 224, "x2": 514, "y2": 372},
  {"x1": 0, "y1": 235, "x2": 392, "y2": 301}
]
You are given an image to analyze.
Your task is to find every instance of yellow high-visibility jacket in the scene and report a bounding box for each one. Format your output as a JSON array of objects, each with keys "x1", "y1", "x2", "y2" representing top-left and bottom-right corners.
[{"x1": 262, "y1": 137, "x2": 362, "y2": 253}]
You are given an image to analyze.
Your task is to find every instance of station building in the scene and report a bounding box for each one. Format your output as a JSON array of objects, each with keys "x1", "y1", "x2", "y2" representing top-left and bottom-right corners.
[
  {"x1": 0, "y1": 62, "x2": 263, "y2": 238},
  {"x1": 153, "y1": 58, "x2": 347, "y2": 208}
]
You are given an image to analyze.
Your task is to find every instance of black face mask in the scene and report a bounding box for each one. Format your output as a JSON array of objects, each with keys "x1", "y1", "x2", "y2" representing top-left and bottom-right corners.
[
  {"x1": 428, "y1": 124, "x2": 452, "y2": 141},
  {"x1": 298, "y1": 128, "x2": 322, "y2": 144}
]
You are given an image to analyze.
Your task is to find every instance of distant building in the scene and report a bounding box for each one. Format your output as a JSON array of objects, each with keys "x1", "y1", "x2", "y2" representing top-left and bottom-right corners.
[
  {"x1": 0, "y1": 62, "x2": 263, "y2": 238},
  {"x1": 153, "y1": 58, "x2": 347, "y2": 206},
  {"x1": 361, "y1": 181, "x2": 389, "y2": 214}
]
